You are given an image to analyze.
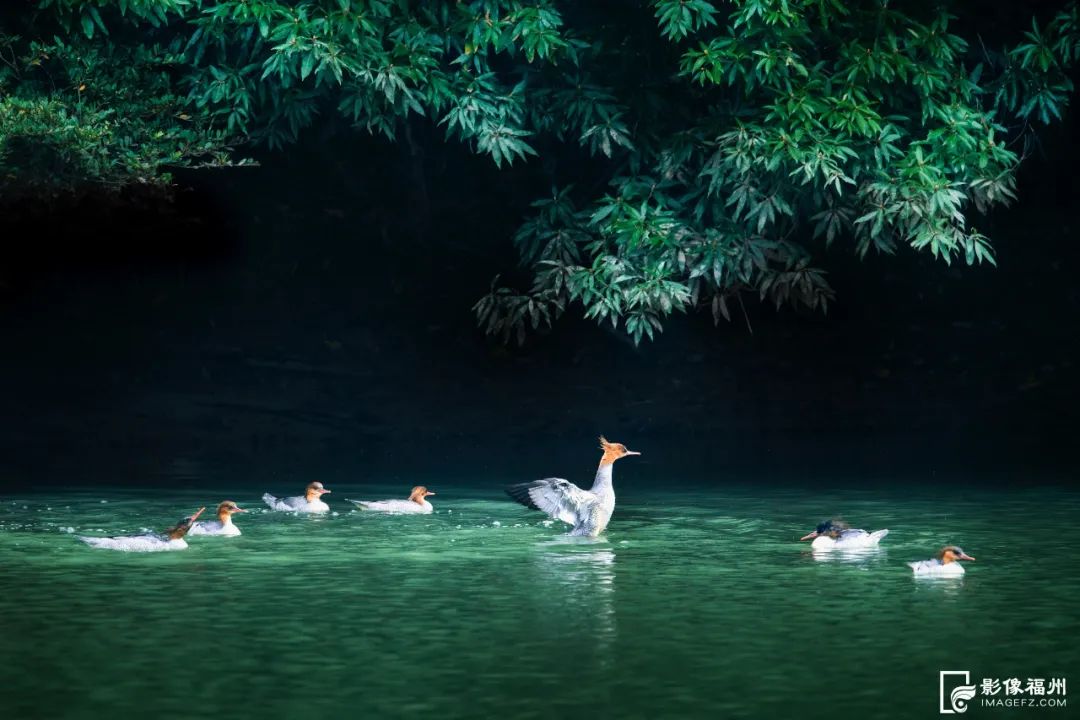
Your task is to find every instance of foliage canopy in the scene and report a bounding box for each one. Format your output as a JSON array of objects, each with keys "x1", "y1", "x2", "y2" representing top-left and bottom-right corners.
[{"x1": 2, "y1": 1, "x2": 1079, "y2": 343}]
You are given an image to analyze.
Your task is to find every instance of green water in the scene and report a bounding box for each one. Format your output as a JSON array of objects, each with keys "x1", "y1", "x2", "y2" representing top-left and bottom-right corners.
[{"x1": 1, "y1": 482, "x2": 1076, "y2": 719}]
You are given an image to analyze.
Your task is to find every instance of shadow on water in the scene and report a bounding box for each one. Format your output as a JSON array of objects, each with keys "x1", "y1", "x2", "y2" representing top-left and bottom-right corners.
[{"x1": 911, "y1": 575, "x2": 968, "y2": 597}]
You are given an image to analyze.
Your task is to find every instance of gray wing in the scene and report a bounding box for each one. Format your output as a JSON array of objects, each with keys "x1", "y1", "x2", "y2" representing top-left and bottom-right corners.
[{"x1": 506, "y1": 478, "x2": 596, "y2": 526}]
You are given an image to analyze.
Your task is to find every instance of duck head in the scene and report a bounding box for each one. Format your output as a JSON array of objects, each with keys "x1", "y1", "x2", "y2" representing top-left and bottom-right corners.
[
  {"x1": 166, "y1": 507, "x2": 205, "y2": 541},
  {"x1": 409, "y1": 486, "x2": 436, "y2": 505},
  {"x1": 305, "y1": 482, "x2": 331, "y2": 503},
  {"x1": 216, "y1": 500, "x2": 245, "y2": 523},
  {"x1": 799, "y1": 519, "x2": 848, "y2": 541},
  {"x1": 598, "y1": 436, "x2": 641, "y2": 467},
  {"x1": 939, "y1": 546, "x2": 976, "y2": 564}
]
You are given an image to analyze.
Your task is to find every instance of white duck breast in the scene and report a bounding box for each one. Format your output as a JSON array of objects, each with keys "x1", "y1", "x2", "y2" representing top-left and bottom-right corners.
[
  {"x1": 908, "y1": 559, "x2": 966, "y2": 577},
  {"x1": 80, "y1": 534, "x2": 189, "y2": 552},
  {"x1": 811, "y1": 529, "x2": 889, "y2": 550},
  {"x1": 189, "y1": 519, "x2": 241, "y2": 536},
  {"x1": 347, "y1": 499, "x2": 432, "y2": 514}
]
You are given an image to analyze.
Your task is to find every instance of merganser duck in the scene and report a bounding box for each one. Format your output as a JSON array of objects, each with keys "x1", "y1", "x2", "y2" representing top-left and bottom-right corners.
[
  {"x1": 189, "y1": 501, "x2": 246, "y2": 536},
  {"x1": 506, "y1": 436, "x2": 640, "y2": 537},
  {"x1": 908, "y1": 546, "x2": 976, "y2": 577},
  {"x1": 262, "y1": 482, "x2": 331, "y2": 513},
  {"x1": 799, "y1": 519, "x2": 889, "y2": 550},
  {"x1": 346, "y1": 486, "x2": 435, "y2": 514},
  {"x1": 80, "y1": 507, "x2": 205, "y2": 552}
]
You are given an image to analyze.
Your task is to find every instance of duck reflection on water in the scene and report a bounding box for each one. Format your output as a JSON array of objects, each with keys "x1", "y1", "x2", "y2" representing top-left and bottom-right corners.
[
  {"x1": 809, "y1": 544, "x2": 888, "y2": 565},
  {"x1": 533, "y1": 538, "x2": 618, "y2": 666}
]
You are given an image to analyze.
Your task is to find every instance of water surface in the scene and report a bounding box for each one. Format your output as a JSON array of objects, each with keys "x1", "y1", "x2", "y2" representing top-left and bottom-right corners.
[{"x1": 1, "y1": 481, "x2": 1076, "y2": 719}]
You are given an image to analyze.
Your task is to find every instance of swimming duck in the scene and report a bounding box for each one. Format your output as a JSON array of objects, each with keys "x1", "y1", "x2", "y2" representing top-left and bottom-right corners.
[
  {"x1": 262, "y1": 482, "x2": 331, "y2": 513},
  {"x1": 80, "y1": 507, "x2": 205, "y2": 552},
  {"x1": 506, "y1": 436, "x2": 640, "y2": 537},
  {"x1": 908, "y1": 546, "x2": 976, "y2": 577},
  {"x1": 799, "y1": 519, "x2": 889, "y2": 550},
  {"x1": 346, "y1": 486, "x2": 435, "y2": 514},
  {"x1": 189, "y1": 501, "x2": 246, "y2": 536}
]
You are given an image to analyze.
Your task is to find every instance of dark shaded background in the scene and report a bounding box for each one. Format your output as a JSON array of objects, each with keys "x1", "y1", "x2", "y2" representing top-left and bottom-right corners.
[{"x1": 2, "y1": 57, "x2": 1078, "y2": 490}]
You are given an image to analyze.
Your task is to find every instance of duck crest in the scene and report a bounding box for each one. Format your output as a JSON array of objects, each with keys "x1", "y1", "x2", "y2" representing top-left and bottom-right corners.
[{"x1": 598, "y1": 436, "x2": 627, "y2": 467}]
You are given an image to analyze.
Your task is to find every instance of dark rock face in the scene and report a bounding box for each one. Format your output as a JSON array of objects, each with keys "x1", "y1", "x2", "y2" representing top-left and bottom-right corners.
[{"x1": 2, "y1": 127, "x2": 1078, "y2": 489}]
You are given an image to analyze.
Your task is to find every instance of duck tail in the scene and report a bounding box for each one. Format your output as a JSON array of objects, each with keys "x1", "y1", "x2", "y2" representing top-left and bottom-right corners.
[
  {"x1": 869, "y1": 529, "x2": 889, "y2": 543},
  {"x1": 261, "y1": 493, "x2": 278, "y2": 509},
  {"x1": 345, "y1": 499, "x2": 369, "y2": 510}
]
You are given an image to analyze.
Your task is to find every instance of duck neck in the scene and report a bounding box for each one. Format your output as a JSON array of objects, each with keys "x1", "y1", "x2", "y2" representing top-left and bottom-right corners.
[
  {"x1": 305, "y1": 491, "x2": 320, "y2": 503},
  {"x1": 217, "y1": 511, "x2": 233, "y2": 526},
  {"x1": 590, "y1": 462, "x2": 614, "y2": 495}
]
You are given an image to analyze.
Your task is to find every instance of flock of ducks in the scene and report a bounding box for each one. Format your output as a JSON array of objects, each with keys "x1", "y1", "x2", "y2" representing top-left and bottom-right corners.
[
  {"x1": 77, "y1": 437, "x2": 976, "y2": 576},
  {"x1": 797, "y1": 518, "x2": 975, "y2": 576}
]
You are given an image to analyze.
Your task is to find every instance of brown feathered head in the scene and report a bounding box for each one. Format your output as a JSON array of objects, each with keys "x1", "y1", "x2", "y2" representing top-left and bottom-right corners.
[
  {"x1": 409, "y1": 486, "x2": 436, "y2": 503},
  {"x1": 216, "y1": 500, "x2": 245, "y2": 517},
  {"x1": 305, "y1": 482, "x2": 331, "y2": 500},
  {"x1": 598, "y1": 436, "x2": 641, "y2": 466},
  {"x1": 166, "y1": 507, "x2": 205, "y2": 540},
  {"x1": 938, "y1": 546, "x2": 976, "y2": 563}
]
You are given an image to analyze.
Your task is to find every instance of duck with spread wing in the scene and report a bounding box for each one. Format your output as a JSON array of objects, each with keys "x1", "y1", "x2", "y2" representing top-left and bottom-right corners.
[{"x1": 506, "y1": 436, "x2": 640, "y2": 537}]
